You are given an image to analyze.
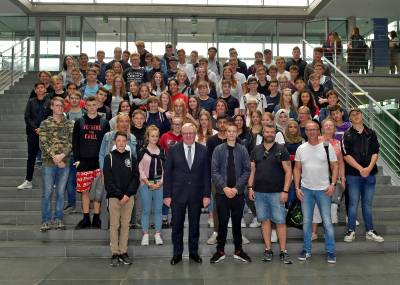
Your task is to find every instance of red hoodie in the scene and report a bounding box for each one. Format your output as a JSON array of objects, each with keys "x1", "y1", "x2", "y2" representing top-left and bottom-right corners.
[{"x1": 159, "y1": 130, "x2": 182, "y2": 154}]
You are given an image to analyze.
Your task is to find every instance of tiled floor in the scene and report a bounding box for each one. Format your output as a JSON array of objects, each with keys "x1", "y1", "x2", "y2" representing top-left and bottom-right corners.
[{"x1": 0, "y1": 252, "x2": 399, "y2": 284}]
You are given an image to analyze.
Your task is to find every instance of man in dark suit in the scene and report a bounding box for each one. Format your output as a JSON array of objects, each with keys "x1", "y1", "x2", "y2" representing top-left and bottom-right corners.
[{"x1": 164, "y1": 123, "x2": 211, "y2": 265}]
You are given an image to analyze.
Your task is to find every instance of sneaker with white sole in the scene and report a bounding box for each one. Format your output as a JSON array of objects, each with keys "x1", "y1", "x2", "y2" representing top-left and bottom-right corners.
[
  {"x1": 242, "y1": 235, "x2": 250, "y2": 245},
  {"x1": 210, "y1": 250, "x2": 226, "y2": 264},
  {"x1": 233, "y1": 250, "x2": 251, "y2": 262},
  {"x1": 17, "y1": 180, "x2": 32, "y2": 190},
  {"x1": 366, "y1": 230, "x2": 384, "y2": 242},
  {"x1": 249, "y1": 217, "x2": 261, "y2": 228},
  {"x1": 228, "y1": 218, "x2": 232, "y2": 228},
  {"x1": 154, "y1": 233, "x2": 163, "y2": 245},
  {"x1": 207, "y1": 232, "x2": 218, "y2": 245},
  {"x1": 208, "y1": 218, "x2": 214, "y2": 228},
  {"x1": 297, "y1": 250, "x2": 311, "y2": 261},
  {"x1": 40, "y1": 222, "x2": 51, "y2": 232},
  {"x1": 344, "y1": 230, "x2": 355, "y2": 242},
  {"x1": 326, "y1": 252, "x2": 336, "y2": 264},
  {"x1": 141, "y1": 234, "x2": 149, "y2": 246},
  {"x1": 271, "y1": 229, "x2": 278, "y2": 243},
  {"x1": 241, "y1": 218, "x2": 246, "y2": 228}
]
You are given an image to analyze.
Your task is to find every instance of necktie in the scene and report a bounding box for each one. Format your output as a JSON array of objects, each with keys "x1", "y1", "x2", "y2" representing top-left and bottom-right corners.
[{"x1": 187, "y1": 145, "x2": 192, "y2": 169}]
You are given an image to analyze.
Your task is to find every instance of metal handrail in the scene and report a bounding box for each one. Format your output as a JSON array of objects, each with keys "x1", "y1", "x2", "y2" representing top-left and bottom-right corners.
[
  {"x1": 0, "y1": 37, "x2": 30, "y2": 56},
  {"x1": 302, "y1": 39, "x2": 400, "y2": 128},
  {"x1": 0, "y1": 37, "x2": 31, "y2": 93}
]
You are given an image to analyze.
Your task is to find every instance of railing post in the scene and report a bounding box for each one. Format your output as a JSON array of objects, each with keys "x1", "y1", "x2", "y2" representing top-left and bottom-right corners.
[
  {"x1": 333, "y1": 41, "x2": 337, "y2": 69},
  {"x1": 344, "y1": 79, "x2": 349, "y2": 110},
  {"x1": 26, "y1": 38, "x2": 30, "y2": 72},
  {"x1": 10, "y1": 46, "x2": 14, "y2": 86},
  {"x1": 368, "y1": 95, "x2": 373, "y2": 129}
]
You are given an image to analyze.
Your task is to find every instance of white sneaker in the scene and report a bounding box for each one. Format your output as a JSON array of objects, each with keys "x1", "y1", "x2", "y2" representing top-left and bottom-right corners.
[
  {"x1": 228, "y1": 218, "x2": 232, "y2": 228},
  {"x1": 207, "y1": 232, "x2": 218, "y2": 245},
  {"x1": 271, "y1": 229, "x2": 278, "y2": 243},
  {"x1": 241, "y1": 218, "x2": 246, "y2": 228},
  {"x1": 154, "y1": 233, "x2": 163, "y2": 245},
  {"x1": 141, "y1": 234, "x2": 149, "y2": 246},
  {"x1": 242, "y1": 235, "x2": 250, "y2": 245},
  {"x1": 249, "y1": 217, "x2": 261, "y2": 228},
  {"x1": 366, "y1": 230, "x2": 384, "y2": 242},
  {"x1": 208, "y1": 218, "x2": 214, "y2": 229},
  {"x1": 344, "y1": 230, "x2": 355, "y2": 242},
  {"x1": 17, "y1": 180, "x2": 32, "y2": 190}
]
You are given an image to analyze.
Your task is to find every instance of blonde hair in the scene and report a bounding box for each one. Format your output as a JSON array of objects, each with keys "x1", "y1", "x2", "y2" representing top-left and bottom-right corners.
[
  {"x1": 116, "y1": 113, "x2": 131, "y2": 135},
  {"x1": 144, "y1": 125, "x2": 160, "y2": 145}
]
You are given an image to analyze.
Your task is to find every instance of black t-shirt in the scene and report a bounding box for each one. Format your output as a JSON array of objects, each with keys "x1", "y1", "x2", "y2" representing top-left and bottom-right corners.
[
  {"x1": 206, "y1": 134, "x2": 226, "y2": 160},
  {"x1": 265, "y1": 92, "x2": 280, "y2": 113},
  {"x1": 123, "y1": 67, "x2": 146, "y2": 85},
  {"x1": 221, "y1": 95, "x2": 239, "y2": 117},
  {"x1": 250, "y1": 143, "x2": 290, "y2": 193},
  {"x1": 257, "y1": 81, "x2": 270, "y2": 96}
]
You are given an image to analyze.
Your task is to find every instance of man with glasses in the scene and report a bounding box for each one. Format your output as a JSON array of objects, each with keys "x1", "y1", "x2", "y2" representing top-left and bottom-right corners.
[
  {"x1": 164, "y1": 123, "x2": 211, "y2": 265},
  {"x1": 248, "y1": 124, "x2": 293, "y2": 264},
  {"x1": 293, "y1": 121, "x2": 338, "y2": 263}
]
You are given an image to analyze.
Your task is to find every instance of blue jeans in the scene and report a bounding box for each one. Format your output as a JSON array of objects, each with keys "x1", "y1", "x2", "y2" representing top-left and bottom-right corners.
[
  {"x1": 301, "y1": 187, "x2": 335, "y2": 254},
  {"x1": 41, "y1": 165, "x2": 70, "y2": 223},
  {"x1": 346, "y1": 175, "x2": 376, "y2": 232},
  {"x1": 140, "y1": 184, "x2": 163, "y2": 232},
  {"x1": 65, "y1": 157, "x2": 76, "y2": 207}
]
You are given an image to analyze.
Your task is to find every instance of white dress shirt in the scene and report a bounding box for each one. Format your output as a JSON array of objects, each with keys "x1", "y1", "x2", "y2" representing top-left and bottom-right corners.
[{"x1": 183, "y1": 142, "x2": 195, "y2": 167}]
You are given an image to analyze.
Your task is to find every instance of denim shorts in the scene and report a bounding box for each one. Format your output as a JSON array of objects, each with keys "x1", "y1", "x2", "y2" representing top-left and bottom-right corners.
[{"x1": 254, "y1": 192, "x2": 287, "y2": 224}]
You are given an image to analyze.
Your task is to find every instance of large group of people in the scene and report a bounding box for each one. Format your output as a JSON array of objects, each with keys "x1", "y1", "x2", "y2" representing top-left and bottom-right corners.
[{"x1": 19, "y1": 38, "x2": 384, "y2": 267}]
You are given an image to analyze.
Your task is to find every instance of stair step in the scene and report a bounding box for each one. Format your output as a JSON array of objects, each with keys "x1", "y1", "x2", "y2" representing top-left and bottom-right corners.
[{"x1": 0, "y1": 236, "x2": 398, "y2": 258}]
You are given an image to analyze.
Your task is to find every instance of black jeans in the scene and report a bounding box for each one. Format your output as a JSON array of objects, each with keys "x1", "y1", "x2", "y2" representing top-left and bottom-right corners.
[
  {"x1": 216, "y1": 193, "x2": 245, "y2": 252},
  {"x1": 26, "y1": 132, "x2": 40, "y2": 181}
]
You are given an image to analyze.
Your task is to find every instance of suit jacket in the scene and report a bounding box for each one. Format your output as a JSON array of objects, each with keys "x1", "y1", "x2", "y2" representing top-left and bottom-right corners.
[{"x1": 164, "y1": 142, "x2": 211, "y2": 203}]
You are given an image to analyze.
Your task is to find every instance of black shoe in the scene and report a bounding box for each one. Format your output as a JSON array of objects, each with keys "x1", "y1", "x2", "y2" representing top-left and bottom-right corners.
[
  {"x1": 189, "y1": 253, "x2": 202, "y2": 263},
  {"x1": 279, "y1": 250, "x2": 293, "y2": 264},
  {"x1": 118, "y1": 253, "x2": 132, "y2": 265},
  {"x1": 110, "y1": 254, "x2": 120, "y2": 267},
  {"x1": 162, "y1": 219, "x2": 170, "y2": 229},
  {"x1": 262, "y1": 249, "x2": 273, "y2": 262},
  {"x1": 75, "y1": 219, "x2": 91, "y2": 230},
  {"x1": 210, "y1": 251, "x2": 226, "y2": 264},
  {"x1": 234, "y1": 250, "x2": 251, "y2": 263},
  {"x1": 91, "y1": 217, "x2": 101, "y2": 229},
  {"x1": 170, "y1": 255, "x2": 182, "y2": 265}
]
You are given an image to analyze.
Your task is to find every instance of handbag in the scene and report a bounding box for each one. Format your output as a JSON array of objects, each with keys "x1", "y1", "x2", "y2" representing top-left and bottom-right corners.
[{"x1": 286, "y1": 198, "x2": 303, "y2": 230}]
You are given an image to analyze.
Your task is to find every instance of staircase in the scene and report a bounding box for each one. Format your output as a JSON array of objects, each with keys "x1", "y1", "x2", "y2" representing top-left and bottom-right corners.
[{"x1": 0, "y1": 72, "x2": 399, "y2": 258}]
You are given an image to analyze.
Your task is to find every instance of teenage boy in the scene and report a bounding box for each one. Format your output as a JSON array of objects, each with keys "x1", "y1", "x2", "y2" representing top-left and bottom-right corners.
[
  {"x1": 80, "y1": 68, "x2": 102, "y2": 100},
  {"x1": 104, "y1": 131, "x2": 139, "y2": 267},
  {"x1": 275, "y1": 57, "x2": 291, "y2": 81},
  {"x1": 38, "y1": 97, "x2": 74, "y2": 232},
  {"x1": 18, "y1": 83, "x2": 52, "y2": 190},
  {"x1": 256, "y1": 67, "x2": 271, "y2": 96},
  {"x1": 265, "y1": 80, "x2": 280, "y2": 113},
  {"x1": 304, "y1": 47, "x2": 331, "y2": 81},
  {"x1": 268, "y1": 65, "x2": 278, "y2": 81},
  {"x1": 123, "y1": 53, "x2": 146, "y2": 85},
  {"x1": 163, "y1": 56, "x2": 179, "y2": 84},
  {"x1": 64, "y1": 91, "x2": 86, "y2": 214},
  {"x1": 210, "y1": 122, "x2": 251, "y2": 263},
  {"x1": 177, "y1": 49, "x2": 195, "y2": 81},
  {"x1": 240, "y1": 77, "x2": 267, "y2": 115},
  {"x1": 292, "y1": 77, "x2": 306, "y2": 108},
  {"x1": 285, "y1": 46, "x2": 307, "y2": 77},
  {"x1": 308, "y1": 73, "x2": 327, "y2": 109},
  {"x1": 29, "y1": 71, "x2": 53, "y2": 99},
  {"x1": 318, "y1": 90, "x2": 348, "y2": 123},
  {"x1": 103, "y1": 69, "x2": 115, "y2": 91},
  {"x1": 288, "y1": 65, "x2": 299, "y2": 92},
  {"x1": 220, "y1": 80, "x2": 240, "y2": 117},
  {"x1": 73, "y1": 96, "x2": 110, "y2": 229},
  {"x1": 263, "y1": 49, "x2": 275, "y2": 69},
  {"x1": 342, "y1": 108, "x2": 384, "y2": 243},
  {"x1": 312, "y1": 63, "x2": 333, "y2": 92},
  {"x1": 198, "y1": 81, "x2": 216, "y2": 113},
  {"x1": 329, "y1": 105, "x2": 351, "y2": 142},
  {"x1": 96, "y1": 87, "x2": 112, "y2": 121},
  {"x1": 248, "y1": 124, "x2": 293, "y2": 264},
  {"x1": 48, "y1": 75, "x2": 67, "y2": 99}
]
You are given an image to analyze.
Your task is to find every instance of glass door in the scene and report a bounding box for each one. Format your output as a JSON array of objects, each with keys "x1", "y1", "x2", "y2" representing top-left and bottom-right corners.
[
  {"x1": 35, "y1": 18, "x2": 65, "y2": 71},
  {"x1": 304, "y1": 19, "x2": 327, "y2": 60}
]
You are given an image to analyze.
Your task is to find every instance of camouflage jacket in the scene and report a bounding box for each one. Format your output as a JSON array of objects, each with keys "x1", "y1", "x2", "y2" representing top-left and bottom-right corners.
[{"x1": 39, "y1": 116, "x2": 74, "y2": 166}]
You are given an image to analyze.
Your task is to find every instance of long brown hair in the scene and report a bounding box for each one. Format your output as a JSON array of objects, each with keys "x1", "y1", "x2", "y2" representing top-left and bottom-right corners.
[
  {"x1": 197, "y1": 110, "x2": 213, "y2": 142},
  {"x1": 111, "y1": 74, "x2": 126, "y2": 97}
]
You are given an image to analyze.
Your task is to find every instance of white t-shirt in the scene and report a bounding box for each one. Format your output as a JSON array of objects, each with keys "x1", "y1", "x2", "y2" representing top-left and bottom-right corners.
[
  {"x1": 177, "y1": 62, "x2": 195, "y2": 81},
  {"x1": 239, "y1": 92, "x2": 267, "y2": 113},
  {"x1": 295, "y1": 142, "x2": 337, "y2": 190},
  {"x1": 277, "y1": 70, "x2": 291, "y2": 81},
  {"x1": 234, "y1": 72, "x2": 246, "y2": 89}
]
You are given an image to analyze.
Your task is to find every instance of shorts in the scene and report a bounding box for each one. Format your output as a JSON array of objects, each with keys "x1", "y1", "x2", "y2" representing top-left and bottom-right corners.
[
  {"x1": 254, "y1": 192, "x2": 286, "y2": 224},
  {"x1": 76, "y1": 168, "x2": 101, "y2": 193},
  {"x1": 313, "y1": 203, "x2": 338, "y2": 224}
]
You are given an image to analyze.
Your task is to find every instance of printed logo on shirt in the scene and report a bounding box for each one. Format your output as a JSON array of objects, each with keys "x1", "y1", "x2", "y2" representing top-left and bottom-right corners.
[{"x1": 125, "y1": 158, "x2": 131, "y2": 168}]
